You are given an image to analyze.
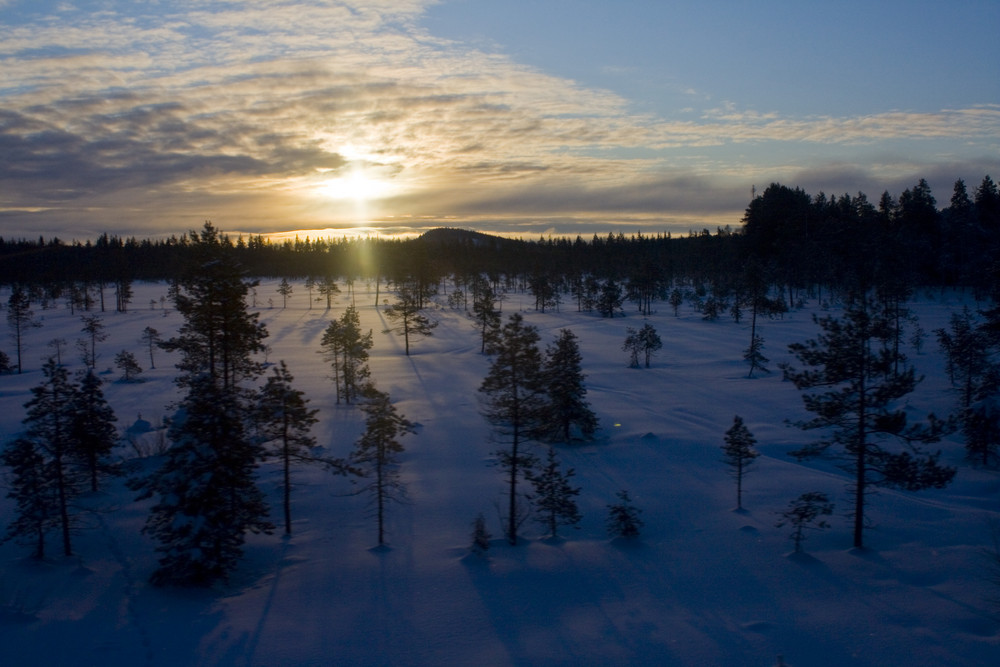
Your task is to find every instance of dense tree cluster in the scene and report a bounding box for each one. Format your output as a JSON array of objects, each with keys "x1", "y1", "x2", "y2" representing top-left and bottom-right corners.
[{"x1": 4, "y1": 177, "x2": 997, "y2": 305}]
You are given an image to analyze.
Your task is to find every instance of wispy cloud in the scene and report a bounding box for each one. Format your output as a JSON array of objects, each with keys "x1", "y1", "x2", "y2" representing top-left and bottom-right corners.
[{"x1": 1, "y1": 1, "x2": 997, "y2": 238}]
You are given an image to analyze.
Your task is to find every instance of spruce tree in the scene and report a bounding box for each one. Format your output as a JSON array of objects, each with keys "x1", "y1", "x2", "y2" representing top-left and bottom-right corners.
[
  {"x1": 351, "y1": 388, "x2": 414, "y2": 546},
  {"x1": 257, "y1": 361, "x2": 320, "y2": 535},
  {"x1": 479, "y1": 313, "x2": 546, "y2": 545},
  {"x1": 721, "y1": 415, "x2": 759, "y2": 510},
  {"x1": 781, "y1": 294, "x2": 955, "y2": 548},
  {"x1": 527, "y1": 447, "x2": 582, "y2": 538},
  {"x1": 539, "y1": 329, "x2": 598, "y2": 442}
]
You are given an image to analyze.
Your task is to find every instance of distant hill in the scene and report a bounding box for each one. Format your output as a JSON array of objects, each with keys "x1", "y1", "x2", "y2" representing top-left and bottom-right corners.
[{"x1": 418, "y1": 227, "x2": 520, "y2": 249}]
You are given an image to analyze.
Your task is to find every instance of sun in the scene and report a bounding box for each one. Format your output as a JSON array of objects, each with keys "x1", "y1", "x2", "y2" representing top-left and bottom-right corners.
[{"x1": 316, "y1": 168, "x2": 397, "y2": 203}]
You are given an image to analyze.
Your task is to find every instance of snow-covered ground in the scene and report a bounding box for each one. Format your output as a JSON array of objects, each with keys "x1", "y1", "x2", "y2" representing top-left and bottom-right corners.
[{"x1": 1, "y1": 280, "x2": 998, "y2": 666}]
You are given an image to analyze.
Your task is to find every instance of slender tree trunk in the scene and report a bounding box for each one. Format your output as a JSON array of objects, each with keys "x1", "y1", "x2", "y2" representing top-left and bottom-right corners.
[
  {"x1": 854, "y1": 360, "x2": 868, "y2": 549},
  {"x1": 508, "y1": 430, "x2": 518, "y2": 545},
  {"x1": 736, "y1": 459, "x2": 743, "y2": 510},
  {"x1": 404, "y1": 315, "x2": 410, "y2": 356},
  {"x1": 376, "y1": 453, "x2": 385, "y2": 545},
  {"x1": 55, "y1": 449, "x2": 72, "y2": 556},
  {"x1": 283, "y1": 414, "x2": 292, "y2": 535}
]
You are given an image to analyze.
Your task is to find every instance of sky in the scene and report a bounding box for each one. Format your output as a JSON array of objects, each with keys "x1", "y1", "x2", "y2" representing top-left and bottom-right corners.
[{"x1": 1, "y1": 0, "x2": 998, "y2": 241}]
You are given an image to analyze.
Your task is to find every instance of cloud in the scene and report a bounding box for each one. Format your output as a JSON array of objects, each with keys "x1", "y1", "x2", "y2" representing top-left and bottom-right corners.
[{"x1": 1, "y1": 1, "x2": 997, "y2": 239}]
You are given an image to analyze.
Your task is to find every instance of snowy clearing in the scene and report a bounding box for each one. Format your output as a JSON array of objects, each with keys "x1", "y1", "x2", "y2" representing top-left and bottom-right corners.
[{"x1": 1, "y1": 280, "x2": 998, "y2": 666}]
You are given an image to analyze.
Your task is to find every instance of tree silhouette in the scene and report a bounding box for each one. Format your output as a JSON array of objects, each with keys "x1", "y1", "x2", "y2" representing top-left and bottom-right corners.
[
  {"x1": 527, "y1": 447, "x2": 581, "y2": 538},
  {"x1": 7, "y1": 287, "x2": 41, "y2": 374},
  {"x1": 721, "y1": 415, "x2": 759, "y2": 510},
  {"x1": 539, "y1": 329, "x2": 598, "y2": 442},
  {"x1": 256, "y1": 361, "x2": 325, "y2": 535},
  {"x1": 782, "y1": 294, "x2": 955, "y2": 548},
  {"x1": 351, "y1": 388, "x2": 414, "y2": 546},
  {"x1": 382, "y1": 283, "x2": 438, "y2": 355},
  {"x1": 479, "y1": 313, "x2": 546, "y2": 545},
  {"x1": 776, "y1": 492, "x2": 834, "y2": 554}
]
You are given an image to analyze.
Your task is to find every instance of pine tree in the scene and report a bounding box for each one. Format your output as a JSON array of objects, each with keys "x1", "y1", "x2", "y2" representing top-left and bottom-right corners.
[
  {"x1": 304, "y1": 277, "x2": 315, "y2": 310},
  {"x1": 721, "y1": 415, "x2": 759, "y2": 510},
  {"x1": 277, "y1": 278, "x2": 293, "y2": 309},
  {"x1": 114, "y1": 277, "x2": 133, "y2": 313},
  {"x1": 743, "y1": 334, "x2": 770, "y2": 378},
  {"x1": 137, "y1": 376, "x2": 273, "y2": 585},
  {"x1": 320, "y1": 306, "x2": 373, "y2": 404},
  {"x1": 135, "y1": 223, "x2": 272, "y2": 585},
  {"x1": 606, "y1": 490, "x2": 643, "y2": 539},
  {"x1": 623, "y1": 327, "x2": 641, "y2": 368},
  {"x1": 15, "y1": 359, "x2": 84, "y2": 557},
  {"x1": 539, "y1": 329, "x2": 598, "y2": 442},
  {"x1": 382, "y1": 283, "x2": 438, "y2": 355},
  {"x1": 78, "y1": 314, "x2": 108, "y2": 371},
  {"x1": 596, "y1": 280, "x2": 624, "y2": 318},
  {"x1": 527, "y1": 447, "x2": 582, "y2": 538},
  {"x1": 158, "y1": 223, "x2": 267, "y2": 391},
  {"x1": 257, "y1": 361, "x2": 320, "y2": 535},
  {"x1": 140, "y1": 326, "x2": 161, "y2": 369},
  {"x1": 479, "y1": 313, "x2": 546, "y2": 545},
  {"x1": 1, "y1": 437, "x2": 56, "y2": 559},
  {"x1": 7, "y1": 286, "x2": 41, "y2": 374},
  {"x1": 935, "y1": 307, "x2": 999, "y2": 466},
  {"x1": 776, "y1": 492, "x2": 834, "y2": 554},
  {"x1": 115, "y1": 350, "x2": 143, "y2": 382},
  {"x1": 669, "y1": 287, "x2": 684, "y2": 316},
  {"x1": 351, "y1": 388, "x2": 414, "y2": 546},
  {"x1": 472, "y1": 276, "x2": 501, "y2": 354},
  {"x1": 316, "y1": 275, "x2": 340, "y2": 310},
  {"x1": 71, "y1": 369, "x2": 118, "y2": 492},
  {"x1": 781, "y1": 294, "x2": 955, "y2": 548},
  {"x1": 623, "y1": 323, "x2": 661, "y2": 368}
]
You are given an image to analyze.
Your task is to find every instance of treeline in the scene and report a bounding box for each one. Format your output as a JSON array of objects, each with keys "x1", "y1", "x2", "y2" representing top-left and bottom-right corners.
[{"x1": 1, "y1": 176, "x2": 998, "y2": 299}]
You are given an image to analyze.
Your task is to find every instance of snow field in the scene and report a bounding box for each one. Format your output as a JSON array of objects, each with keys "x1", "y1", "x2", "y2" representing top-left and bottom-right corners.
[{"x1": 1, "y1": 281, "x2": 998, "y2": 666}]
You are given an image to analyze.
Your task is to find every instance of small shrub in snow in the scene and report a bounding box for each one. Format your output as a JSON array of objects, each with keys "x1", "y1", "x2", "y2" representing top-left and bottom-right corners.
[
  {"x1": 470, "y1": 513, "x2": 491, "y2": 556},
  {"x1": 606, "y1": 490, "x2": 643, "y2": 539},
  {"x1": 775, "y1": 492, "x2": 834, "y2": 554}
]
